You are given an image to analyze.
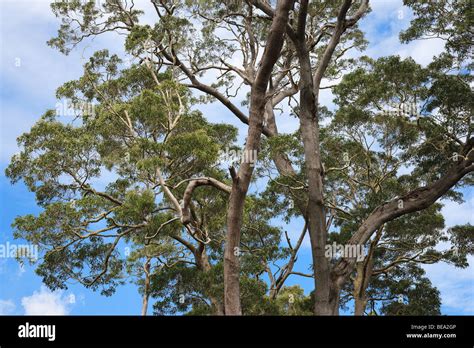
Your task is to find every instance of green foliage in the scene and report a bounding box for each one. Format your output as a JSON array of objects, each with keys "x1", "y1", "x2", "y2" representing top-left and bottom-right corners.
[
  {"x1": 401, "y1": 0, "x2": 473, "y2": 63},
  {"x1": 380, "y1": 274, "x2": 442, "y2": 316}
]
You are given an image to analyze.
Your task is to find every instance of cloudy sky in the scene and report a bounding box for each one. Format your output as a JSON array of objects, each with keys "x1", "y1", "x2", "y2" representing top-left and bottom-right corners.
[{"x1": 0, "y1": 0, "x2": 472, "y2": 315}]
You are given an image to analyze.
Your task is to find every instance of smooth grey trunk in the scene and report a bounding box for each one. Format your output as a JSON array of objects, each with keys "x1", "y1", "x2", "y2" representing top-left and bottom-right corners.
[{"x1": 292, "y1": 0, "x2": 343, "y2": 314}]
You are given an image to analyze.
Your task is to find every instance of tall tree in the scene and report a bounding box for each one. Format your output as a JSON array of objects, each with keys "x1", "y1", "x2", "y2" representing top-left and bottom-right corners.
[{"x1": 7, "y1": 0, "x2": 473, "y2": 316}]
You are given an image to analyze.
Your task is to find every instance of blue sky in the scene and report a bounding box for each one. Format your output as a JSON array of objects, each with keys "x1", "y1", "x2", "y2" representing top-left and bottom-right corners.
[{"x1": 0, "y1": 0, "x2": 472, "y2": 316}]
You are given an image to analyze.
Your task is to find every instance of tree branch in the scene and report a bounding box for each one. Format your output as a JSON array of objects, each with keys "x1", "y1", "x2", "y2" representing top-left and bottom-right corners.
[{"x1": 181, "y1": 177, "x2": 231, "y2": 225}]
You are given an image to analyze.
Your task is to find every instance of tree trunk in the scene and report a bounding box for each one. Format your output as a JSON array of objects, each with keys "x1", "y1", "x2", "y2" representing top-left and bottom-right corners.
[
  {"x1": 223, "y1": 0, "x2": 295, "y2": 315},
  {"x1": 295, "y1": 37, "x2": 332, "y2": 314},
  {"x1": 353, "y1": 262, "x2": 368, "y2": 316},
  {"x1": 354, "y1": 297, "x2": 367, "y2": 316},
  {"x1": 353, "y1": 226, "x2": 381, "y2": 316},
  {"x1": 141, "y1": 258, "x2": 151, "y2": 316},
  {"x1": 328, "y1": 282, "x2": 342, "y2": 315},
  {"x1": 290, "y1": 0, "x2": 356, "y2": 316},
  {"x1": 224, "y1": 87, "x2": 270, "y2": 314}
]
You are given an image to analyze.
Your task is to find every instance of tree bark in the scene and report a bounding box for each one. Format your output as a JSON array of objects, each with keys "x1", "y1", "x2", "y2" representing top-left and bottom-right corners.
[
  {"x1": 292, "y1": 0, "x2": 338, "y2": 315},
  {"x1": 197, "y1": 248, "x2": 225, "y2": 315},
  {"x1": 353, "y1": 225, "x2": 382, "y2": 315}
]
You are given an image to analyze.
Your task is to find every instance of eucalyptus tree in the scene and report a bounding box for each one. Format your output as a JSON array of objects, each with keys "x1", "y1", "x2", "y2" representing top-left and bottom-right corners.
[
  {"x1": 257, "y1": 46, "x2": 472, "y2": 315},
  {"x1": 319, "y1": 53, "x2": 473, "y2": 314},
  {"x1": 7, "y1": 0, "x2": 474, "y2": 316},
  {"x1": 272, "y1": 0, "x2": 473, "y2": 315},
  {"x1": 7, "y1": 56, "x2": 235, "y2": 312},
  {"x1": 343, "y1": 206, "x2": 472, "y2": 316},
  {"x1": 7, "y1": 50, "x2": 304, "y2": 315},
  {"x1": 41, "y1": 0, "x2": 368, "y2": 315}
]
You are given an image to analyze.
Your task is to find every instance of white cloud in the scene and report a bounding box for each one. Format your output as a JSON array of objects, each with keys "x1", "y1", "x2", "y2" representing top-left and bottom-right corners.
[
  {"x1": 0, "y1": 0, "x2": 127, "y2": 164},
  {"x1": 440, "y1": 195, "x2": 474, "y2": 228},
  {"x1": 0, "y1": 299, "x2": 16, "y2": 315},
  {"x1": 397, "y1": 38, "x2": 446, "y2": 66},
  {"x1": 356, "y1": 0, "x2": 446, "y2": 67},
  {"x1": 423, "y1": 256, "x2": 474, "y2": 314},
  {"x1": 21, "y1": 286, "x2": 74, "y2": 315}
]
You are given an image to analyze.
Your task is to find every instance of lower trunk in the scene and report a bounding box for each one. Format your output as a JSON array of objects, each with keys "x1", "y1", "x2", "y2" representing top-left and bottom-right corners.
[
  {"x1": 141, "y1": 293, "x2": 149, "y2": 316},
  {"x1": 354, "y1": 296, "x2": 367, "y2": 316},
  {"x1": 141, "y1": 258, "x2": 151, "y2": 316},
  {"x1": 223, "y1": 188, "x2": 246, "y2": 315},
  {"x1": 309, "y1": 202, "x2": 331, "y2": 315},
  {"x1": 353, "y1": 262, "x2": 368, "y2": 316},
  {"x1": 353, "y1": 228, "x2": 379, "y2": 316},
  {"x1": 223, "y1": 115, "x2": 263, "y2": 314},
  {"x1": 329, "y1": 284, "x2": 341, "y2": 315},
  {"x1": 315, "y1": 280, "x2": 342, "y2": 315}
]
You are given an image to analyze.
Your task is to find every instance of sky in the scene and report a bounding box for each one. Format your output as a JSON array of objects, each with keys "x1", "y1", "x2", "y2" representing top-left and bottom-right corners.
[{"x1": 0, "y1": 0, "x2": 472, "y2": 316}]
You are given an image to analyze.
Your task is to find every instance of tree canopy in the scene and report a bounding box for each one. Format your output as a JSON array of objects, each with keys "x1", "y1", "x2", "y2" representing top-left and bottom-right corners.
[{"x1": 6, "y1": 0, "x2": 473, "y2": 315}]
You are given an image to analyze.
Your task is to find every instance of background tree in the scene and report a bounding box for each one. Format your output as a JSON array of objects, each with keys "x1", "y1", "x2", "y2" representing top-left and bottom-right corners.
[{"x1": 326, "y1": 46, "x2": 473, "y2": 313}]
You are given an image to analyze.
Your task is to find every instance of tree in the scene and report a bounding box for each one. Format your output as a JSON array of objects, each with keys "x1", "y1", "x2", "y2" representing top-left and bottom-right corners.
[
  {"x1": 7, "y1": 0, "x2": 473, "y2": 316},
  {"x1": 361, "y1": 265, "x2": 442, "y2": 316},
  {"x1": 341, "y1": 205, "x2": 472, "y2": 315},
  {"x1": 326, "y1": 54, "x2": 473, "y2": 315},
  {"x1": 400, "y1": 0, "x2": 473, "y2": 64}
]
